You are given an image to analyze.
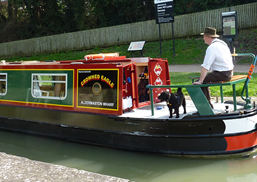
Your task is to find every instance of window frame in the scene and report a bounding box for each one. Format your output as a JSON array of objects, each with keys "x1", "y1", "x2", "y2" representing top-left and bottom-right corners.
[
  {"x1": 31, "y1": 73, "x2": 67, "y2": 100},
  {"x1": 0, "y1": 73, "x2": 7, "y2": 96}
]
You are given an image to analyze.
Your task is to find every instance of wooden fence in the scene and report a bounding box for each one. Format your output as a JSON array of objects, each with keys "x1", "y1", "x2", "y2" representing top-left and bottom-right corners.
[{"x1": 1, "y1": 2, "x2": 257, "y2": 59}]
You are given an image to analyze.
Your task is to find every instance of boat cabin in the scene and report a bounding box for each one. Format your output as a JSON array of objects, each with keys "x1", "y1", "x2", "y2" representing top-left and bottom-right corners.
[{"x1": 0, "y1": 54, "x2": 170, "y2": 116}]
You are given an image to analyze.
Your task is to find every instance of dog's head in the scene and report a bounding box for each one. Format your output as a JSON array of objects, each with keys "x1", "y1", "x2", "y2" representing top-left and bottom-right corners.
[{"x1": 158, "y1": 91, "x2": 170, "y2": 102}]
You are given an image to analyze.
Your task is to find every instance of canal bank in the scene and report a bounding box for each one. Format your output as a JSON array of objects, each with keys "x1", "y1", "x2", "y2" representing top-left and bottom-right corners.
[{"x1": 0, "y1": 152, "x2": 129, "y2": 182}]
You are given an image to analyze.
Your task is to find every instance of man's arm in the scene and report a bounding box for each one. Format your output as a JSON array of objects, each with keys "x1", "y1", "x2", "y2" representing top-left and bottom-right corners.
[{"x1": 192, "y1": 66, "x2": 208, "y2": 85}]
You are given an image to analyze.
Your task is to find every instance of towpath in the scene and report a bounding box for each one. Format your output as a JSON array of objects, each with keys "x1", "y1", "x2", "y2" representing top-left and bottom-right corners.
[
  {"x1": 0, "y1": 152, "x2": 129, "y2": 182},
  {"x1": 168, "y1": 63, "x2": 251, "y2": 73}
]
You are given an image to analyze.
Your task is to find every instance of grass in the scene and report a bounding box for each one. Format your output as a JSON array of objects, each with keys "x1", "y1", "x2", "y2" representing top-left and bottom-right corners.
[
  {"x1": 170, "y1": 72, "x2": 257, "y2": 97},
  {"x1": 5, "y1": 38, "x2": 207, "y2": 65},
  {"x1": 4, "y1": 28, "x2": 257, "y2": 97}
]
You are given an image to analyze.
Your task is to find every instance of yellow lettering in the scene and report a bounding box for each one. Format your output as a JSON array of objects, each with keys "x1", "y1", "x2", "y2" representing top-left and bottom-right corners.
[
  {"x1": 81, "y1": 74, "x2": 100, "y2": 87},
  {"x1": 101, "y1": 75, "x2": 114, "y2": 88}
]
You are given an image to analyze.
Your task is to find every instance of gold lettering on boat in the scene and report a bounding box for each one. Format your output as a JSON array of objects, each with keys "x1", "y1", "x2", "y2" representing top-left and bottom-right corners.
[
  {"x1": 81, "y1": 74, "x2": 100, "y2": 87},
  {"x1": 101, "y1": 75, "x2": 114, "y2": 88}
]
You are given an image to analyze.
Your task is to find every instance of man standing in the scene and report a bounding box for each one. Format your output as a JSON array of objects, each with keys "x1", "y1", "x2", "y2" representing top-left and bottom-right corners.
[{"x1": 193, "y1": 27, "x2": 234, "y2": 108}]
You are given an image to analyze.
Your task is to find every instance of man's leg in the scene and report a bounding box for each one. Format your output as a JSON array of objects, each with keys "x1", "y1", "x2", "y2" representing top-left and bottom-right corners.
[{"x1": 202, "y1": 71, "x2": 233, "y2": 108}]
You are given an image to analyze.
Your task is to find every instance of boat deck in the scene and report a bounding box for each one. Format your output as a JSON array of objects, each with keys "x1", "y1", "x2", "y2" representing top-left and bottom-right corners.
[{"x1": 121, "y1": 100, "x2": 245, "y2": 120}]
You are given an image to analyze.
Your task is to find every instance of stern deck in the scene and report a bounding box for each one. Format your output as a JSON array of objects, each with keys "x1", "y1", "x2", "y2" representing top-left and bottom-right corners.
[{"x1": 120, "y1": 99, "x2": 245, "y2": 120}]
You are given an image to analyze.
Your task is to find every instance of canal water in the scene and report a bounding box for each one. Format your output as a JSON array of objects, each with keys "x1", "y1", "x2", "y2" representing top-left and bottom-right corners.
[{"x1": 0, "y1": 130, "x2": 257, "y2": 182}]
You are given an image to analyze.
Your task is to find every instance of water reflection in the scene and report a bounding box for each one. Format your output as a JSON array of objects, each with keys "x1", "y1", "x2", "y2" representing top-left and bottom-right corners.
[{"x1": 0, "y1": 130, "x2": 257, "y2": 182}]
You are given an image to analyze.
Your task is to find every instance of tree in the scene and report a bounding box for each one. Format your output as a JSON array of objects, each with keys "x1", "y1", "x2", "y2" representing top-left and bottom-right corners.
[
  {"x1": 88, "y1": 0, "x2": 155, "y2": 28},
  {"x1": 20, "y1": 0, "x2": 64, "y2": 35},
  {"x1": 62, "y1": 0, "x2": 88, "y2": 32},
  {"x1": 7, "y1": 0, "x2": 18, "y2": 21},
  {"x1": 1, "y1": 0, "x2": 257, "y2": 43},
  {"x1": 0, "y1": 2, "x2": 8, "y2": 24},
  {"x1": 173, "y1": 0, "x2": 257, "y2": 15}
]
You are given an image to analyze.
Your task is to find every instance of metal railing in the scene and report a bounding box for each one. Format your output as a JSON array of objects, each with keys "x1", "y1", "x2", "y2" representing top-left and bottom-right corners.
[
  {"x1": 231, "y1": 53, "x2": 256, "y2": 108},
  {"x1": 147, "y1": 53, "x2": 256, "y2": 116}
]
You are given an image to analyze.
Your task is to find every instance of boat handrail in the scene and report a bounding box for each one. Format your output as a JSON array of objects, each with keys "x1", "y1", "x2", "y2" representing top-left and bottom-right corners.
[
  {"x1": 147, "y1": 52, "x2": 256, "y2": 116},
  {"x1": 231, "y1": 53, "x2": 257, "y2": 108},
  {"x1": 147, "y1": 78, "x2": 247, "y2": 116}
]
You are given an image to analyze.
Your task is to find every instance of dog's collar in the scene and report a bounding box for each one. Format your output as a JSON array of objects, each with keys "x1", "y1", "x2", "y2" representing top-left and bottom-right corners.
[{"x1": 166, "y1": 92, "x2": 172, "y2": 105}]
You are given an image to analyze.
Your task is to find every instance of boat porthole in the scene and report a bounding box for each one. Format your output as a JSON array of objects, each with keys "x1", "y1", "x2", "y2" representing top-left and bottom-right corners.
[{"x1": 92, "y1": 82, "x2": 102, "y2": 95}]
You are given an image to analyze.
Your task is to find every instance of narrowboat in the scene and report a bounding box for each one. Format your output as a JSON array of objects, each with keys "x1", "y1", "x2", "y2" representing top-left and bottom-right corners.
[{"x1": 0, "y1": 52, "x2": 257, "y2": 156}]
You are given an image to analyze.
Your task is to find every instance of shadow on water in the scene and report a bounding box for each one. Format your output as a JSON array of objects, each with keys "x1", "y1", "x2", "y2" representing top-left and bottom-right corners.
[{"x1": 0, "y1": 130, "x2": 257, "y2": 182}]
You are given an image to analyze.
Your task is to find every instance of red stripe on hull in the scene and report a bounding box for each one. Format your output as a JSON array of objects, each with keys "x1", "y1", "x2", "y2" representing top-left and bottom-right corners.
[{"x1": 225, "y1": 131, "x2": 257, "y2": 151}]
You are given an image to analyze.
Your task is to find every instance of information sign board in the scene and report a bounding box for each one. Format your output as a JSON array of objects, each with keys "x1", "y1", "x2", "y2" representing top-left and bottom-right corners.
[
  {"x1": 128, "y1": 41, "x2": 145, "y2": 51},
  {"x1": 154, "y1": 0, "x2": 174, "y2": 24},
  {"x1": 222, "y1": 11, "x2": 238, "y2": 37}
]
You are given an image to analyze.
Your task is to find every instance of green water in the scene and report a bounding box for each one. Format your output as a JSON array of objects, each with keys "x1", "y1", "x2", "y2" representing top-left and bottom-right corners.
[{"x1": 0, "y1": 130, "x2": 257, "y2": 182}]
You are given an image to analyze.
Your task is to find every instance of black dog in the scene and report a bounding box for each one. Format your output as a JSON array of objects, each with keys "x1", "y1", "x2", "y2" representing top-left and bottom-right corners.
[{"x1": 158, "y1": 88, "x2": 186, "y2": 118}]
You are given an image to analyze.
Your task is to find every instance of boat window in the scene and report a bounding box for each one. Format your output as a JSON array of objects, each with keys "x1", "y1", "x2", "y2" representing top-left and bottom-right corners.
[
  {"x1": 0, "y1": 73, "x2": 7, "y2": 95},
  {"x1": 31, "y1": 74, "x2": 67, "y2": 100}
]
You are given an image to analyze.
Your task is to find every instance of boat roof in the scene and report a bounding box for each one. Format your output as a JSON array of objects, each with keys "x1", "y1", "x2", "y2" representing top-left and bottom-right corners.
[{"x1": 0, "y1": 57, "x2": 153, "y2": 67}]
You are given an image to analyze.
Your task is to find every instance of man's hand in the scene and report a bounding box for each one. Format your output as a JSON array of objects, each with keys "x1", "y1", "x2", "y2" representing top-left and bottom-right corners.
[
  {"x1": 192, "y1": 81, "x2": 202, "y2": 85},
  {"x1": 192, "y1": 67, "x2": 208, "y2": 85}
]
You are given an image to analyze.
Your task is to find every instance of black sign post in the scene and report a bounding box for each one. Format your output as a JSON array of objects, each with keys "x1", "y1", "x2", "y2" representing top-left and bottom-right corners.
[{"x1": 154, "y1": 0, "x2": 175, "y2": 57}]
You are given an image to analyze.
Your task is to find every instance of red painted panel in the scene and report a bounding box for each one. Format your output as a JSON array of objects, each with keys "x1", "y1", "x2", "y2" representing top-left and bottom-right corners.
[
  {"x1": 225, "y1": 131, "x2": 257, "y2": 151},
  {"x1": 149, "y1": 59, "x2": 171, "y2": 101}
]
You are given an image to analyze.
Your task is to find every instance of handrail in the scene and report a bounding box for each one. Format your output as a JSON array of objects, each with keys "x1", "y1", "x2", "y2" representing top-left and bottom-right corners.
[
  {"x1": 147, "y1": 52, "x2": 256, "y2": 116},
  {"x1": 147, "y1": 78, "x2": 247, "y2": 116},
  {"x1": 231, "y1": 53, "x2": 256, "y2": 108}
]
